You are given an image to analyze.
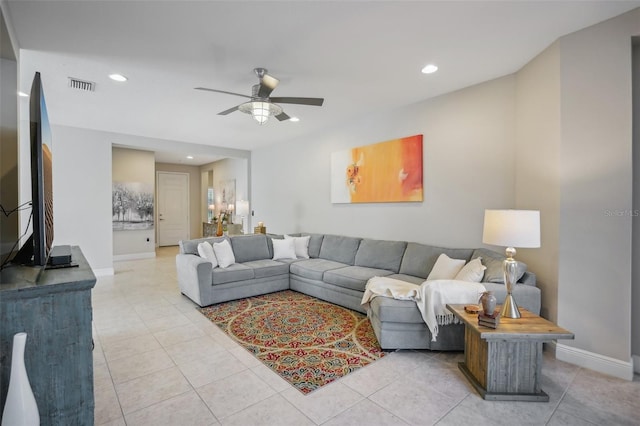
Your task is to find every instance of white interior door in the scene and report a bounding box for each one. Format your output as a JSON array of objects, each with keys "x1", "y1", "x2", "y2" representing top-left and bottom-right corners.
[{"x1": 157, "y1": 172, "x2": 189, "y2": 246}]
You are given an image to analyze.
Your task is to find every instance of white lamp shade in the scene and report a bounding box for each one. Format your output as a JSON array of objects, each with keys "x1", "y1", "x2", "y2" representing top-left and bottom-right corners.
[
  {"x1": 236, "y1": 200, "x2": 249, "y2": 217},
  {"x1": 482, "y1": 209, "x2": 540, "y2": 248}
]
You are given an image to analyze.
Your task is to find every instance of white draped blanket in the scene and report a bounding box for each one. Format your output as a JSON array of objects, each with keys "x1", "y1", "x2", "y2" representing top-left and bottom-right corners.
[{"x1": 361, "y1": 277, "x2": 486, "y2": 341}]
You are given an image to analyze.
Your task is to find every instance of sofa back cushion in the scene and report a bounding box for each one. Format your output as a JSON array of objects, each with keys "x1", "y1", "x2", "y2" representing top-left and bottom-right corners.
[
  {"x1": 318, "y1": 234, "x2": 361, "y2": 265},
  {"x1": 354, "y1": 239, "x2": 407, "y2": 273},
  {"x1": 301, "y1": 233, "x2": 325, "y2": 258},
  {"x1": 180, "y1": 236, "x2": 228, "y2": 255},
  {"x1": 230, "y1": 234, "x2": 271, "y2": 263},
  {"x1": 399, "y1": 243, "x2": 473, "y2": 279},
  {"x1": 471, "y1": 248, "x2": 528, "y2": 283}
]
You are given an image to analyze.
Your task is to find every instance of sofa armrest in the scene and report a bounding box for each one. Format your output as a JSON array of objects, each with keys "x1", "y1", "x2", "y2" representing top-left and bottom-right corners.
[
  {"x1": 518, "y1": 271, "x2": 536, "y2": 286},
  {"x1": 176, "y1": 253, "x2": 213, "y2": 307}
]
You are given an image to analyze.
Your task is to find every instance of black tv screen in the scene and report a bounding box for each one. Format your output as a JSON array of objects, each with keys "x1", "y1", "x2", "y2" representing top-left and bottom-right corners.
[{"x1": 14, "y1": 72, "x2": 54, "y2": 266}]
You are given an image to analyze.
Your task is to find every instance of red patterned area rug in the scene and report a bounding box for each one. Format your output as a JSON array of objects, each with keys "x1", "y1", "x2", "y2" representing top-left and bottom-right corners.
[{"x1": 199, "y1": 290, "x2": 386, "y2": 394}]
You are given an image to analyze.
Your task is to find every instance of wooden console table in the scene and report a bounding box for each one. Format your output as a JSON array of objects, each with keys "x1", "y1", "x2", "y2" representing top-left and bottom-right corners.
[
  {"x1": 0, "y1": 247, "x2": 96, "y2": 423},
  {"x1": 446, "y1": 304, "x2": 574, "y2": 402}
]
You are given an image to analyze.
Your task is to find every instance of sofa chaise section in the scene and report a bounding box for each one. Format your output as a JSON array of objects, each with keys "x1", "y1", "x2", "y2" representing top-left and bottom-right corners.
[{"x1": 367, "y1": 243, "x2": 540, "y2": 350}]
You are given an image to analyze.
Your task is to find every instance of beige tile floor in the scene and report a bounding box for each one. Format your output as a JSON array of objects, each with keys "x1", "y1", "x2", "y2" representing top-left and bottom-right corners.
[{"x1": 93, "y1": 246, "x2": 640, "y2": 426}]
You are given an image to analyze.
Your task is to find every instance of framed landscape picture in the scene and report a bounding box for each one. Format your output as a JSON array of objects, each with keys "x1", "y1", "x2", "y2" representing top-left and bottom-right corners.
[{"x1": 331, "y1": 134, "x2": 423, "y2": 203}]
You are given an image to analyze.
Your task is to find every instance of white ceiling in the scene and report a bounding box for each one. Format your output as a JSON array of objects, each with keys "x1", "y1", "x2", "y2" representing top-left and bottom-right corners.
[{"x1": 4, "y1": 0, "x2": 640, "y2": 164}]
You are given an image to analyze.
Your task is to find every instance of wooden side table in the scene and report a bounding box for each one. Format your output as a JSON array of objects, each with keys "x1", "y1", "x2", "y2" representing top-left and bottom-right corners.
[{"x1": 446, "y1": 304, "x2": 574, "y2": 402}]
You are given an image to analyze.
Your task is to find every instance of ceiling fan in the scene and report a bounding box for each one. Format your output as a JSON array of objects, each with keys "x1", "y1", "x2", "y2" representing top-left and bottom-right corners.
[{"x1": 195, "y1": 68, "x2": 324, "y2": 125}]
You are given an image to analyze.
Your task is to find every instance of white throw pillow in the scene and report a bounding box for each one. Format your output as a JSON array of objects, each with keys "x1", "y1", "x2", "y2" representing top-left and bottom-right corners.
[
  {"x1": 427, "y1": 253, "x2": 466, "y2": 281},
  {"x1": 454, "y1": 257, "x2": 486, "y2": 282},
  {"x1": 272, "y1": 238, "x2": 297, "y2": 260},
  {"x1": 284, "y1": 234, "x2": 310, "y2": 259},
  {"x1": 212, "y1": 239, "x2": 235, "y2": 268},
  {"x1": 197, "y1": 241, "x2": 218, "y2": 269}
]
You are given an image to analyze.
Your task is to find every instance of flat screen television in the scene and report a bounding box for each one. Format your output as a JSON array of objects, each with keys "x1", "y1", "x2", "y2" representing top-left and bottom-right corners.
[{"x1": 14, "y1": 72, "x2": 54, "y2": 267}]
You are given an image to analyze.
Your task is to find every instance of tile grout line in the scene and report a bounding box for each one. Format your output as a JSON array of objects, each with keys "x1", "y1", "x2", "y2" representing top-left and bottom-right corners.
[{"x1": 543, "y1": 364, "x2": 582, "y2": 425}]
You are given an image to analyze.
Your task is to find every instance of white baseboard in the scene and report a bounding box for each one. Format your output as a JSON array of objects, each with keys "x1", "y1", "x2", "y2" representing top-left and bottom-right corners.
[
  {"x1": 556, "y1": 343, "x2": 634, "y2": 381},
  {"x1": 113, "y1": 252, "x2": 156, "y2": 262},
  {"x1": 92, "y1": 268, "x2": 114, "y2": 277},
  {"x1": 633, "y1": 355, "x2": 640, "y2": 374}
]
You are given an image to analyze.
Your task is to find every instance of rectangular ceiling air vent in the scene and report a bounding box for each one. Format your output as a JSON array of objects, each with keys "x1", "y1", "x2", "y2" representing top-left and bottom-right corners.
[{"x1": 68, "y1": 77, "x2": 95, "y2": 92}]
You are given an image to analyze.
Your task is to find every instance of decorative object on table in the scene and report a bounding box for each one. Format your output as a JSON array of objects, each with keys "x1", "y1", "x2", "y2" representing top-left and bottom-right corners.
[
  {"x1": 331, "y1": 134, "x2": 423, "y2": 203},
  {"x1": 254, "y1": 221, "x2": 266, "y2": 234},
  {"x1": 2, "y1": 332, "x2": 40, "y2": 426},
  {"x1": 482, "y1": 209, "x2": 541, "y2": 319},
  {"x1": 215, "y1": 214, "x2": 223, "y2": 237},
  {"x1": 199, "y1": 290, "x2": 384, "y2": 394},
  {"x1": 479, "y1": 291, "x2": 497, "y2": 316},
  {"x1": 477, "y1": 310, "x2": 501, "y2": 328},
  {"x1": 195, "y1": 67, "x2": 324, "y2": 125},
  {"x1": 464, "y1": 304, "x2": 481, "y2": 314}
]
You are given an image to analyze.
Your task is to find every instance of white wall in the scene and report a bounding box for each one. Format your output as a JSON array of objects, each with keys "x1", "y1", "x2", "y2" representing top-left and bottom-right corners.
[
  {"x1": 252, "y1": 75, "x2": 516, "y2": 247},
  {"x1": 556, "y1": 9, "x2": 638, "y2": 376},
  {"x1": 50, "y1": 125, "x2": 113, "y2": 273},
  {"x1": 112, "y1": 147, "x2": 156, "y2": 258},
  {"x1": 514, "y1": 42, "x2": 562, "y2": 323}
]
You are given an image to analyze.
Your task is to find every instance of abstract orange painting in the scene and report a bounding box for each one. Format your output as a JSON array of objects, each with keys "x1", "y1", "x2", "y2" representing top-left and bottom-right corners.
[{"x1": 331, "y1": 135, "x2": 423, "y2": 203}]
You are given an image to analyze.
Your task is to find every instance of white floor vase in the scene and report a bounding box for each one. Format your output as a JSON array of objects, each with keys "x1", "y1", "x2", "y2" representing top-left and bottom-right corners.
[{"x1": 2, "y1": 332, "x2": 40, "y2": 426}]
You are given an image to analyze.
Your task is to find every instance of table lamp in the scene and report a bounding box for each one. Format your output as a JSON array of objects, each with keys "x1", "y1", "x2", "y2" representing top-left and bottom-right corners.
[
  {"x1": 236, "y1": 200, "x2": 250, "y2": 234},
  {"x1": 482, "y1": 209, "x2": 540, "y2": 318}
]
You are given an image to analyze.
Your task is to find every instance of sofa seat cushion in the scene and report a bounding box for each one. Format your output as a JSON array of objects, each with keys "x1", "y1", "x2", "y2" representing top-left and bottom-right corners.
[
  {"x1": 368, "y1": 295, "x2": 423, "y2": 324},
  {"x1": 290, "y1": 258, "x2": 347, "y2": 281},
  {"x1": 212, "y1": 263, "x2": 254, "y2": 285},
  {"x1": 385, "y1": 273, "x2": 424, "y2": 285},
  {"x1": 323, "y1": 266, "x2": 393, "y2": 292},
  {"x1": 242, "y1": 259, "x2": 290, "y2": 279}
]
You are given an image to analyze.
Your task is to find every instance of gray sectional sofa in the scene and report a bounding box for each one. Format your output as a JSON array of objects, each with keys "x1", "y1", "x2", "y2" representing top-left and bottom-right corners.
[{"x1": 176, "y1": 233, "x2": 541, "y2": 351}]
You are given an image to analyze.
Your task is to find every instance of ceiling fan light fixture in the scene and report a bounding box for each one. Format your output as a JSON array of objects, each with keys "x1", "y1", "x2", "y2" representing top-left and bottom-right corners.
[{"x1": 239, "y1": 100, "x2": 283, "y2": 125}]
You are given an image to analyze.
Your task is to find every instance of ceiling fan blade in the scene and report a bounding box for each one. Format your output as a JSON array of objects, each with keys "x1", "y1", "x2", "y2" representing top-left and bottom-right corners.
[
  {"x1": 270, "y1": 97, "x2": 324, "y2": 106},
  {"x1": 218, "y1": 105, "x2": 241, "y2": 115},
  {"x1": 257, "y1": 74, "x2": 280, "y2": 98},
  {"x1": 275, "y1": 111, "x2": 290, "y2": 121},
  {"x1": 195, "y1": 87, "x2": 252, "y2": 99}
]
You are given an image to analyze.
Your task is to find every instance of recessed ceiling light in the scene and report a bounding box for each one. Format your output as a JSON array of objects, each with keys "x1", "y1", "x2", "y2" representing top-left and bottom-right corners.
[
  {"x1": 289, "y1": 117, "x2": 300, "y2": 122},
  {"x1": 18, "y1": 91, "x2": 29, "y2": 97},
  {"x1": 109, "y1": 73, "x2": 128, "y2": 82},
  {"x1": 421, "y1": 64, "x2": 438, "y2": 74},
  {"x1": 186, "y1": 155, "x2": 194, "y2": 160}
]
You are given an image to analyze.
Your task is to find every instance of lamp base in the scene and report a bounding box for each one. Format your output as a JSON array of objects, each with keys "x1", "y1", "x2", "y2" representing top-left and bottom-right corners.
[{"x1": 501, "y1": 293, "x2": 521, "y2": 319}]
